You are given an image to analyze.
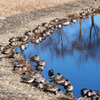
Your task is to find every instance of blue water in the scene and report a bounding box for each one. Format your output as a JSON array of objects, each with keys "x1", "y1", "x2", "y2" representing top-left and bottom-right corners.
[{"x1": 16, "y1": 14, "x2": 100, "y2": 98}]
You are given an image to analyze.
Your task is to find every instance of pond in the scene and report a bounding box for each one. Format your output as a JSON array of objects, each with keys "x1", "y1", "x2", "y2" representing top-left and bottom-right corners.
[{"x1": 16, "y1": 14, "x2": 100, "y2": 98}]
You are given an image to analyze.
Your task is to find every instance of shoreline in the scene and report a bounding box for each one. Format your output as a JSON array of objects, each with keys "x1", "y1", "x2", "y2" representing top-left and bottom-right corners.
[{"x1": 0, "y1": 0, "x2": 100, "y2": 99}]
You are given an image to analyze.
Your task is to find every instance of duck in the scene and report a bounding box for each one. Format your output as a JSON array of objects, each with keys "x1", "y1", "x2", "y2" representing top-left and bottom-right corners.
[
  {"x1": 13, "y1": 65, "x2": 27, "y2": 71},
  {"x1": 9, "y1": 37, "x2": 16, "y2": 42},
  {"x1": 33, "y1": 28, "x2": 38, "y2": 34},
  {"x1": 34, "y1": 38, "x2": 40, "y2": 44},
  {"x1": 86, "y1": 89, "x2": 98, "y2": 97},
  {"x1": 41, "y1": 35, "x2": 46, "y2": 40},
  {"x1": 63, "y1": 79, "x2": 70, "y2": 86},
  {"x1": 13, "y1": 65, "x2": 20, "y2": 71},
  {"x1": 33, "y1": 72, "x2": 43, "y2": 78},
  {"x1": 57, "y1": 23, "x2": 62, "y2": 29},
  {"x1": 37, "y1": 81, "x2": 44, "y2": 89},
  {"x1": 19, "y1": 66, "x2": 26, "y2": 71},
  {"x1": 14, "y1": 64, "x2": 24, "y2": 70},
  {"x1": 90, "y1": 94, "x2": 99, "y2": 100},
  {"x1": 54, "y1": 77, "x2": 67, "y2": 85},
  {"x1": 62, "y1": 20, "x2": 70, "y2": 26},
  {"x1": 0, "y1": 56, "x2": 8, "y2": 61},
  {"x1": 38, "y1": 36, "x2": 42, "y2": 42},
  {"x1": 0, "y1": 45, "x2": 4, "y2": 51},
  {"x1": 90, "y1": 6, "x2": 95, "y2": 12},
  {"x1": 38, "y1": 60, "x2": 45, "y2": 66},
  {"x1": 3, "y1": 48, "x2": 10, "y2": 54},
  {"x1": 42, "y1": 32, "x2": 47, "y2": 39},
  {"x1": 21, "y1": 35, "x2": 28, "y2": 42},
  {"x1": 30, "y1": 55, "x2": 39, "y2": 62},
  {"x1": 64, "y1": 84, "x2": 73, "y2": 91},
  {"x1": 80, "y1": 12, "x2": 86, "y2": 18},
  {"x1": 84, "y1": 11, "x2": 88, "y2": 16},
  {"x1": 71, "y1": 19, "x2": 76, "y2": 23},
  {"x1": 50, "y1": 21, "x2": 55, "y2": 25},
  {"x1": 16, "y1": 65, "x2": 27, "y2": 71},
  {"x1": 81, "y1": 88, "x2": 89, "y2": 97},
  {"x1": 31, "y1": 37, "x2": 35, "y2": 43},
  {"x1": 54, "y1": 18, "x2": 59, "y2": 22},
  {"x1": 5, "y1": 45, "x2": 11, "y2": 49},
  {"x1": 33, "y1": 25, "x2": 41, "y2": 34},
  {"x1": 48, "y1": 68, "x2": 54, "y2": 77},
  {"x1": 66, "y1": 91, "x2": 74, "y2": 98},
  {"x1": 25, "y1": 30, "x2": 32, "y2": 36},
  {"x1": 37, "y1": 81, "x2": 52, "y2": 89},
  {"x1": 32, "y1": 36, "x2": 40, "y2": 44},
  {"x1": 20, "y1": 44, "x2": 28, "y2": 51},
  {"x1": 34, "y1": 75, "x2": 45, "y2": 83},
  {"x1": 78, "y1": 97, "x2": 88, "y2": 100},
  {"x1": 42, "y1": 22, "x2": 49, "y2": 27},
  {"x1": 49, "y1": 73, "x2": 62, "y2": 81},
  {"x1": 22, "y1": 70, "x2": 34, "y2": 80},
  {"x1": 55, "y1": 88, "x2": 66, "y2": 95},
  {"x1": 89, "y1": 89, "x2": 98, "y2": 95},
  {"x1": 9, "y1": 41, "x2": 16, "y2": 46},
  {"x1": 37, "y1": 25, "x2": 41, "y2": 29},
  {"x1": 46, "y1": 29, "x2": 50, "y2": 36},
  {"x1": 35, "y1": 65, "x2": 45, "y2": 71},
  {"x1": 50, "y1": 27, "x2": 54, "y2": 34},
  {"x1": 47, "y1": 24, "x2": 53, "y2": 29},
  {"x1": 43, "y1": 82, "x2": 52, "y2": 89},
  {"x1": 10, "y1": 52, "x2": 22, "y2": 58},
  {"x1": 23, "y1": 74, "x2": 35, "y2": 83},
  {"x1": 46, "y1": 84, "x2": 58, "y2": 92}
]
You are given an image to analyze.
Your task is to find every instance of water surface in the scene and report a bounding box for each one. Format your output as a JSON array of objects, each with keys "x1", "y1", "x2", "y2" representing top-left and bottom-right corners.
[{"x1": 16, "y1": 14, "x2": 100, "y2": 98}]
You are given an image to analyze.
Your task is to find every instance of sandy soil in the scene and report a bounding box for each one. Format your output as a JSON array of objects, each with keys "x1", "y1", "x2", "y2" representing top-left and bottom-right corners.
[
  {"x1": 0, "y1": 0, "x2": 100, "y2": 100},
  {"x1": 0, "y1": 0, "x2": 86, "y2": 17}
]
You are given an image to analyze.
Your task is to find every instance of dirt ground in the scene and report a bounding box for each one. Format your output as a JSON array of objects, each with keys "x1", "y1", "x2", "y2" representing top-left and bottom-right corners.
[
  {"x1": 0, "y1": 0, "x2": 87, "y2": 17},
  {"x1": 0, "y1": 0, "x2": 100, "y2": 100}
]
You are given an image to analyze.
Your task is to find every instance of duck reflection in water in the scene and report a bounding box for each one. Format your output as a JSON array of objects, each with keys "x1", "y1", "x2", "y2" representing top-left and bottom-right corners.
[{"x1": 16, "y1": 15, "x2": 100, "y2": 98}]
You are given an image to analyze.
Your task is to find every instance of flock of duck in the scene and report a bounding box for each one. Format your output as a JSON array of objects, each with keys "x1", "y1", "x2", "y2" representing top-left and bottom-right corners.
[
  {"x1": 0, "y1": 16, "x2": 76, "y2": 98},
  {"x1": 0, "y1": 6, "x2": 100, "y2": 99},
  {"x1": 27, "y1": 55, "x2": 73, "y2": 93},
  {"x1": 78, "y1": 88, "x2": 100, "y2": 100},
  {"x1": 20, "y1": 56, "x2": 74, "y2": 97}
]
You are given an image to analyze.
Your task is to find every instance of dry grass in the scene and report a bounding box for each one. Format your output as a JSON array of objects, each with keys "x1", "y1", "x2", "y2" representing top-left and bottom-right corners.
[{"x1": 0, "y1": 0, "x2": 87, "y2": 17}]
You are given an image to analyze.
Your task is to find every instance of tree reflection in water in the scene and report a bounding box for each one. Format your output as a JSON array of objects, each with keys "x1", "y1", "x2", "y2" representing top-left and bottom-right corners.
[
  {"x1": 19, "y1": 15, "x2": 100, "y2": 64},
  {"x1": 16, "y1": 14, "x2": 100, "y2": 98},
  {"x1": 61, "y1": 15, "x2": 100, "y2": 64},
  {"x1": 39, "y1": 15, "x2": 100, "y2": 63}
]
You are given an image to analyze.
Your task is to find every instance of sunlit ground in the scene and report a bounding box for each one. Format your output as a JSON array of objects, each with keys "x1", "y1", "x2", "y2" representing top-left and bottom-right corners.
[{"x1": 0, "y1": 0, "x2": 86, "y2": 17}]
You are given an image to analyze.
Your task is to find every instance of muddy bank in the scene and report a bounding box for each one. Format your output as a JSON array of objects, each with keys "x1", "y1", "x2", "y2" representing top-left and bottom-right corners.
[{"x1": 0, "y1": 0, "x2": 100, "y2": 100}]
